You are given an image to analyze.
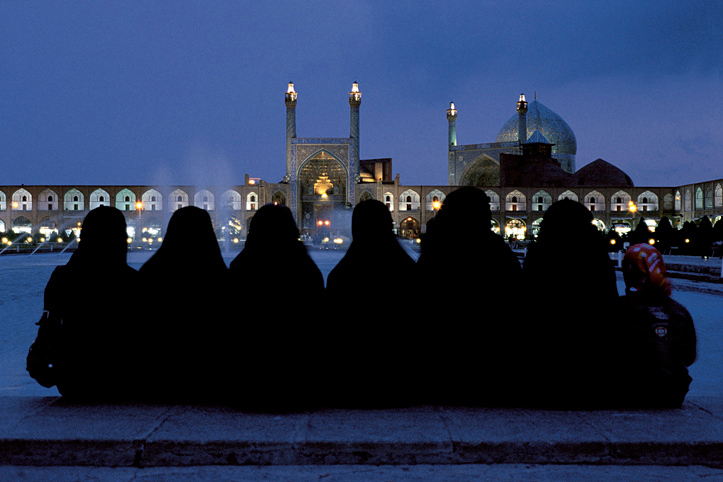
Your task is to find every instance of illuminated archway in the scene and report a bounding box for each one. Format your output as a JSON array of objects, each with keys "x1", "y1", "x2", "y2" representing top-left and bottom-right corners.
[
  {"x1": 400, "y1": 217, "x2": 420, "y2": 239},
  {"x1": 505, "y1": 218, "x2": 526, "y2": 240}
]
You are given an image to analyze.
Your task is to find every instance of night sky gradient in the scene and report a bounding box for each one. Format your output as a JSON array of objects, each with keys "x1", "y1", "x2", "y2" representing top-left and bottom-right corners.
[{"x1": 2, "y1": 1, "x2": 721, "y2": 188}]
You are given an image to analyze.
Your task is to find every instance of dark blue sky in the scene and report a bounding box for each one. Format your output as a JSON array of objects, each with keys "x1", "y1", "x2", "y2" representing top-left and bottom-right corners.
[{"x1": 2, "y1": 1, "x2": 721, "y2": 188}]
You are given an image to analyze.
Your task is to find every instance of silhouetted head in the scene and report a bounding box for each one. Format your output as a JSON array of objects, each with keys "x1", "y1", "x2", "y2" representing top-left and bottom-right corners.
[
  {"x1": 538, "y1": 199, "x2": 596, "y2": 243},
  {"x1": 351, "y1": 199, "x2": 394, "y2": 244},
  {"x1": 71, "y1": 205, "x2": 128, "y2": 268},
  {"x1": 246, "y1": 204, "x2": 300, "y2": 250},
  {"x1": 164, "y1": 206, "x2": 218, "y2": 251},
  {"x1": 622, "y1": 243, "x2": 671, "y2": 297},
  {"x1": 440, "y1": 186, "x2": 492, "y2": 225},
  {"x1": 147, "y1": 206, "x2": 225, "y2": 272}
]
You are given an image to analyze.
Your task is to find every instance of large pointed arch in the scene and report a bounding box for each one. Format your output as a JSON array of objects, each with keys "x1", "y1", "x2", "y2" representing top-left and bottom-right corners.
[
  {"x1": 298, "y1": 150, "x2": 349, "y2": 199},
  {"x1": 459, "y1": 155, "x2": 500, "y2": 187}
]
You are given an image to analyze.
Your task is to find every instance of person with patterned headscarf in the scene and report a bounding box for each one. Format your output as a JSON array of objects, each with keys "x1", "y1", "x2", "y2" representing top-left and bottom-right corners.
[{"x1": 617, "y1": 243, "x2": 697, "y2": 408}]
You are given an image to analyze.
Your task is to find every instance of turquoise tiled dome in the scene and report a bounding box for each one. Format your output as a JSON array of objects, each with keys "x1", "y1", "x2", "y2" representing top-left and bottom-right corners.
[{"x1": 496, "y1": 100, "x2": 577, "y2": 173}]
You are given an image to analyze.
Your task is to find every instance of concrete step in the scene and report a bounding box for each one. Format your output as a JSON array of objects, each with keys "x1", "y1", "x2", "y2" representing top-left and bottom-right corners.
[
  {"x1": 3, "y1": 464, "x2": 723, "y2": 482},
  {"x1": 2, "y1": 396, "x2": 723, "y2": 469}
]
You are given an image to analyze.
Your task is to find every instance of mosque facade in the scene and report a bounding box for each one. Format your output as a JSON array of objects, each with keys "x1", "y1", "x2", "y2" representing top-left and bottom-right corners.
[{"x1": 1, "y1": 82, "x2": 722, "y2": 247}]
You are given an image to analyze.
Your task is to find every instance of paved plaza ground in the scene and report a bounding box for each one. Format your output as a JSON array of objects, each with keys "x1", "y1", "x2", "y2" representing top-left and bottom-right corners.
[{"x1": 1, "y1": 245, "x2": 723, "y2": 480}]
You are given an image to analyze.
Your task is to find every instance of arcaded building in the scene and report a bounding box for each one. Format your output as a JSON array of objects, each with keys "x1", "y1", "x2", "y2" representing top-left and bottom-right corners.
[{"x1": 0, "y1": 83, "x2": 720, "y2": 245}]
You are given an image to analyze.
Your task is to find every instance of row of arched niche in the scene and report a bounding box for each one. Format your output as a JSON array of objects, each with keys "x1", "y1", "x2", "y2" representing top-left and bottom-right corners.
[
  {"x1": 0, "y1": 188, "x2": 286, "y2": 212},
  {"x1": 2, "y1": 184, "x2": 720, "y2": 216},
  {"x1": 368, "y1": 188, "x2": 668, "y2": 214}
]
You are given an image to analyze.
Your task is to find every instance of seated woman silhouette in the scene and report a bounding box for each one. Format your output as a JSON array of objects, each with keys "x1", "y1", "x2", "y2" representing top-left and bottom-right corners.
[
  {"x1": 417, "y1": 186, "x2": 522, "y2": 406},
  {"x1": 326, "y1": 199, "x2": 418, "y2": 408},
  {"x1": 27, "y1": 206, "x2": 139, "y2": 401},
  {"x1": 520, "y1": 198, "x2": 621, "y2": 408},
  {"x1": 229, "y1": 203, "x2": 324, "y2": 409},
  {"x1": 138, "y1": 206, "x2": 229, "y2": 402},
  {"x1": 617, "y1": 243, "x2": 697, "y2": 407}
]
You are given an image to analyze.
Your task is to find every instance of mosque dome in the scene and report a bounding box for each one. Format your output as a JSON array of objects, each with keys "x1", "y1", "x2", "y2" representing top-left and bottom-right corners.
[
  {"x1": 496, "y1": 99, "x2": 577, "y2": 173},
  {"x1": 571, "y1": 159, "x2": 634, "y2": 187}
]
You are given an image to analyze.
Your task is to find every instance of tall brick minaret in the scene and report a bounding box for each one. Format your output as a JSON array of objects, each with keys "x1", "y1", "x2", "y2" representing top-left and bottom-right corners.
[
  {"x1": 446, "y1": 101, "x2": 457, "y2": 147},
  {"x1": 516, "y1": 93, "x2": 528, "y2": 145},
  {"x1": 349, "y1": 81, "x2": 361, "y2": 184},
  {"x1": 285, "y1": 81, "x2": 298, "y2": 181}
]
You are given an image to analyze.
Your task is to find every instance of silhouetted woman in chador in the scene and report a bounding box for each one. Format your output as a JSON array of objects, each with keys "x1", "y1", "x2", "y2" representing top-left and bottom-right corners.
[
  {"x1": 138, "y1": 206, "x2": 229, "y2": 402},
  {"x1": 616, "y1": 243, "x2": 697, "y2": 408},
  {"x1": 520, "y1": 198, "x2": 621, "y2": 408},
  {"x1": 326, "y1": 199, "x2": 419, "y2": 408},
  {"x1": 417, "y1": 186, "x2": 522, "y2": 406},
  {"x1": 27, "y1": 206, "x2": 140, "y2": 400},
  {"x1": 229, "y1": 203, "x2": 324, "y2": 409}
]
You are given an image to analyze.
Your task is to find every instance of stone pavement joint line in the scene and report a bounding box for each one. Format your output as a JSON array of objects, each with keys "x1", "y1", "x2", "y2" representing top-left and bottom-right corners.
[{"x1": 3, "y1": 396, "x2": 723, "y2": 468}]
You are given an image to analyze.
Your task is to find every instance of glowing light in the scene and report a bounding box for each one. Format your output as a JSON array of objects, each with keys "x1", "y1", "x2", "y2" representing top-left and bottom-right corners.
[
  {"x1": 628, "y1": 201, "x2": 637, "y2": 213},
  {"x1": 233, "y1": 238, "x2": 239, "y2": 244},
  {"x1": 324, "y1": 220, "x2": 330, "y2": 226},
  {"x1": 287, "y1": 82, "x2": 296, "y2": 94},
  {"x1": 57, "y1": 238, "x2": 63, "y2": 243},
  {"x1": 26, "y1": 237, "x2": 32, "y2": 243},
  {"x1": 349, "y1": 81, "x2": 361, "y2": 103},
  {"x1": 447, "y1": 101, "x2": 457, "y2": 118},
  {"x1": 519, "y1": 93, "x2": 526, "y2": 102},
  {"x1": 432, "y1": 200, "x2": 441, "y2": 211},
  {"x1": 127, "y1": 237, "x2": 133, "y2": 244},
  {"x1": 648, "y1": 238, "x2": 656, "y2": 245},
  {"x1": 610, "y1": 239, "x2": 617, "y2": 245},
  {"x1": 333, "y1": 238, "x2": 344, "y2": 245},
  {"x1": 1, "y1": 237, "x2": 7, "y2": 244},
  {"x1": 136, "y1": 201, "x2": 143, "y2": 210}
]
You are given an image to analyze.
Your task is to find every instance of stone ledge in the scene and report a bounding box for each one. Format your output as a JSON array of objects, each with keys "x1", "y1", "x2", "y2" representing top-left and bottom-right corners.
[{"x1": 2, "y1": 397, "x2": 723, "y2": 468}]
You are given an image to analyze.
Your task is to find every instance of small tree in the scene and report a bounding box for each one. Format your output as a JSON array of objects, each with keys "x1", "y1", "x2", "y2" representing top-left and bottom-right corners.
[
  {"x1": 628, "y1": 218, "x2": 652, "y2": 246},
  {"x1": 694, "y1": 216, "x2": 714, "y2": 256},
  {"x1": 655, "y1": 216, "x2": 676, "y2": 254},
  {"x1": 679, "y1": 221, "x2": 697, "y2": 255}
]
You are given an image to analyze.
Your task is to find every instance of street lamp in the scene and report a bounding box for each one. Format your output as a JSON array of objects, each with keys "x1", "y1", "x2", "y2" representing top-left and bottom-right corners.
[{"x1": 135, "y1": 201, "x2": 143, "y2": 247}]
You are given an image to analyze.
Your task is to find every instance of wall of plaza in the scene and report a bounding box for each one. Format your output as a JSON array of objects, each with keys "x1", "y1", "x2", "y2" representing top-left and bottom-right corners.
[
  {"x1": 1, "y1": 177, "x2": 721, "y2": 239},
  {"x1": 0, "y1": 178, "x2": 289, "y2": 238}
]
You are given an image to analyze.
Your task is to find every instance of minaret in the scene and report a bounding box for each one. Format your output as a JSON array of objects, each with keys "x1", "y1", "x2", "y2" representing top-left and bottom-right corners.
[
  {"x1": 516, "y1": 93, "x2": 528, "y2": 145},
  {"x1": 349, "y1": 81, "x2": 361, "y2": 183},
  {"x1": 446, "y1": 101, "x2": 457, "y2": 147},
  {"x1": 285, "y1": 81, "x2": 298, "y2": 181}
]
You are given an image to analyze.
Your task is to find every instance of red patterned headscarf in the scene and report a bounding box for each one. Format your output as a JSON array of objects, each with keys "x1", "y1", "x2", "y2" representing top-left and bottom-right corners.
[{"x1": 622, "y1": 243, "x2": 672, "y2": 297}]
